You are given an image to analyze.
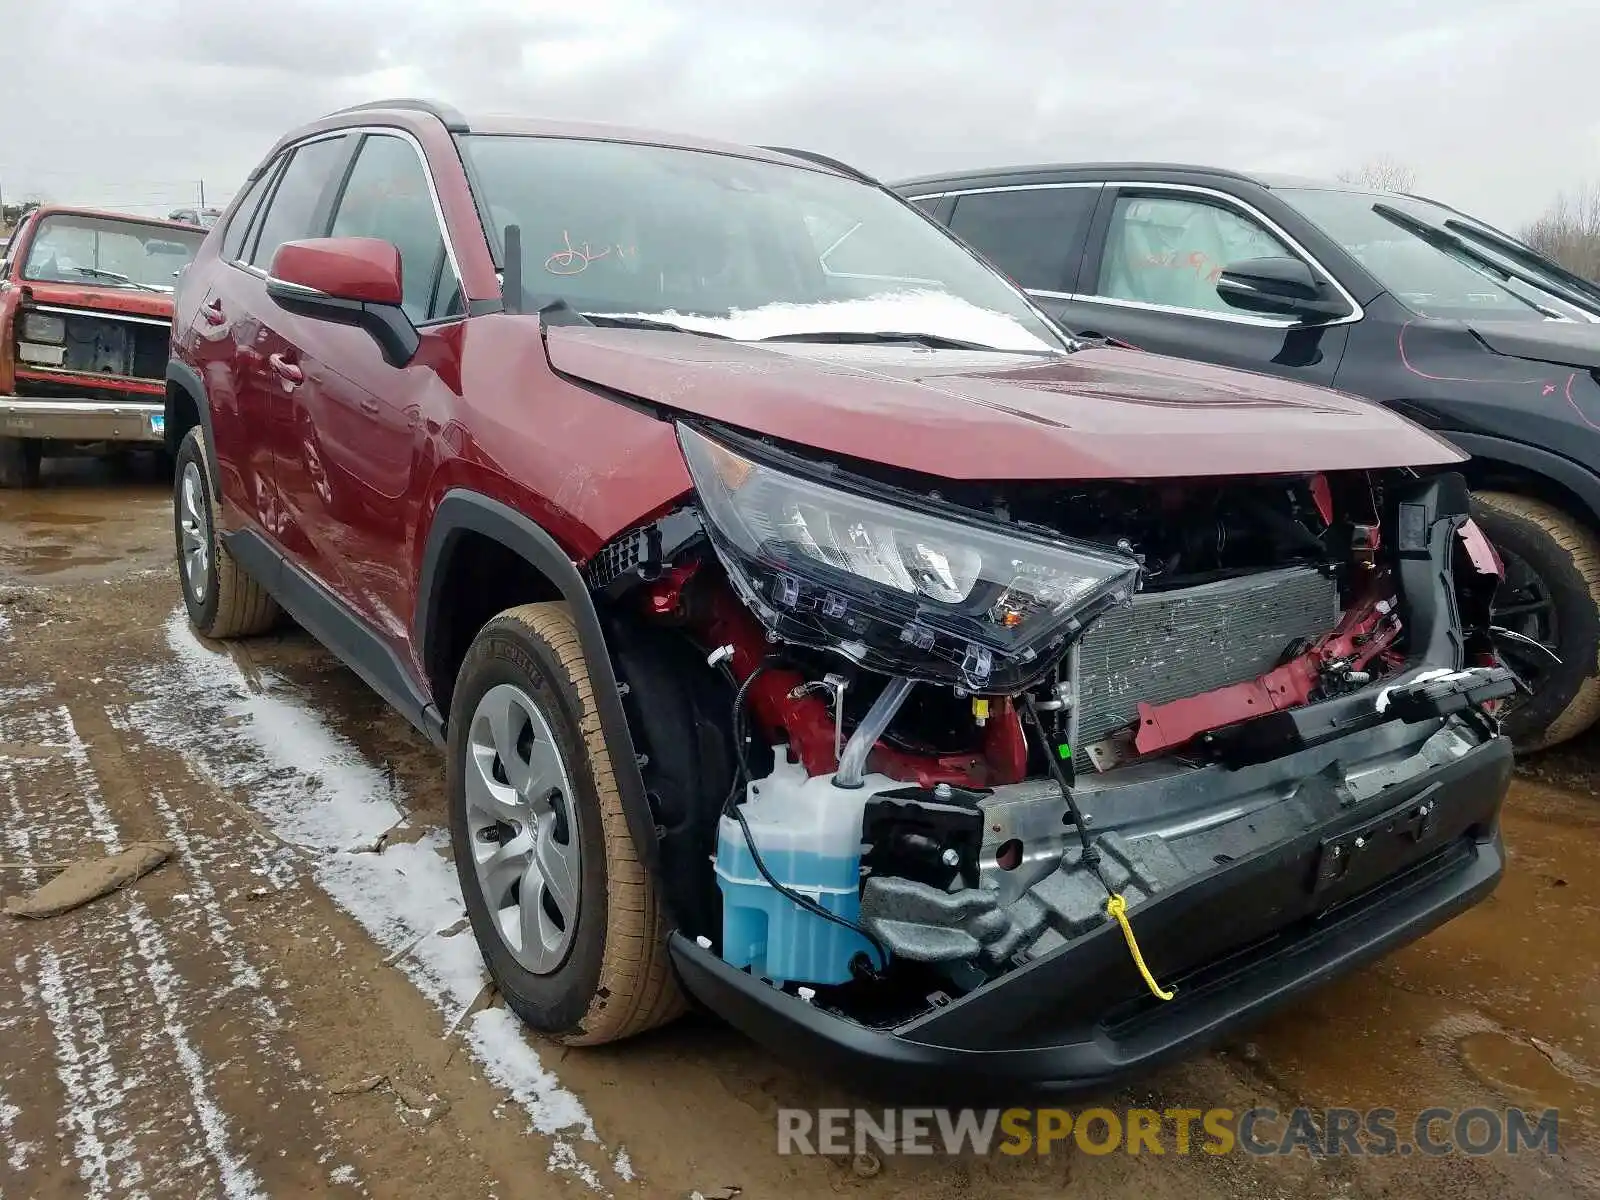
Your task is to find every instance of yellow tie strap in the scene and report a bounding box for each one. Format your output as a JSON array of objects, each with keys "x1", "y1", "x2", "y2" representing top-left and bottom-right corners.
[{"x1": 1105, "y1": 893, "x2": 1175, "y2": 1002}]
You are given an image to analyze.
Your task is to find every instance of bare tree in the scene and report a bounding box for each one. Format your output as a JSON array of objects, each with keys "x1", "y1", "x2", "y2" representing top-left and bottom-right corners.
[
  {"x1": 1520, "y1": 183, "x2": 1600, "y2": 282},
  {"x1": 1336, "y1": 155, "x2": 1418, "y2": 193}
]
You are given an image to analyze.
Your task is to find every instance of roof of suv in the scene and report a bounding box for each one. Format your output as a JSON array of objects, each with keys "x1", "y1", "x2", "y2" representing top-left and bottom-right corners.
[
  {"x1": 274, "y1": 98, "x2": 858, "y2": 181},
  {"x1": 893, "y1": 161, "x2": 1352, "y2": 193}
]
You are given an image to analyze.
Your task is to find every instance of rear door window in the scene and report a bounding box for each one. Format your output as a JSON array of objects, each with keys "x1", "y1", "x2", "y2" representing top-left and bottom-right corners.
[
  {"x1": 946, "y1": 186, "x2": 1101, "y2": 291},
  {"x1": 247, "y1": 135, "x2": 350, "y2": 271}
]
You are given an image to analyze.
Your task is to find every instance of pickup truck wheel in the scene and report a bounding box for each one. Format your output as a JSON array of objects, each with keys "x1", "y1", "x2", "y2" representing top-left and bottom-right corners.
[
  {"x1": 173, "y1": 427, "x2": 280, "y2": 639},
  {"x1": 1471, "y1": 490, "x2": 1600, "y2": 751},
  {"x1": 448, "y1": 602, "x2": 684, "y2": 1045},
  {"x1": 0, "y1": 438, "x2": 42, "y2": 488}
]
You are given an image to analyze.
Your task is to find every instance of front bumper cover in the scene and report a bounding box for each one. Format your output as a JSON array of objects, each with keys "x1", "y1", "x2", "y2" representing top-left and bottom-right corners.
[
  {"x1": 0, "y1": 396, "x2": 165, "y2": 444},
  {"x1": 669, "y1": 729, "x2": 1511, "y2": 1099}
]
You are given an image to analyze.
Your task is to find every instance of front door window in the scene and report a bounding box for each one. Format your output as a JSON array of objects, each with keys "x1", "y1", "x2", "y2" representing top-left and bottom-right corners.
[{"x1": 1096, "y1": 194, "x2": 1293, "y2": 315}]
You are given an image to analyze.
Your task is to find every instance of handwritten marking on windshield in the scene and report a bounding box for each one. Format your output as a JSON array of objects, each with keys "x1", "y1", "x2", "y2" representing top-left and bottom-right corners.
[{"x1": 544, "y1": 231, "x2": 638, "y2": 276}]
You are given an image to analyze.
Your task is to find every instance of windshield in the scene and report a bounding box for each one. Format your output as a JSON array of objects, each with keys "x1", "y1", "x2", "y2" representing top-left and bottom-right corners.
[
  {"x1": 460, "y1": 135, "x2": 1065, "y2": 353},
  {"x1": 1280, "y1": 188, "x2": 1600, "y2": 323},
  {"x1": 21, "y1": 214, "x2": 203, "y2": 292}
]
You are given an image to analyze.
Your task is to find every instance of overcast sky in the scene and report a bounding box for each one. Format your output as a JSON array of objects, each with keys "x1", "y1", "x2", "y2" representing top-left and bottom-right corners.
[{"x1": 1, "y1": 0, "x2": 1596, "y2": 230}]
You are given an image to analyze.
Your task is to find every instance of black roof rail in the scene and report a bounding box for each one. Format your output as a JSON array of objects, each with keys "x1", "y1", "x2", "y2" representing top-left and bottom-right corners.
[
  {"x1": 759, "y1": 145, "x2": 879, "y2": 185},
  {"x1": 325, "y1": 97, "x2": 470, "y2": 134}
]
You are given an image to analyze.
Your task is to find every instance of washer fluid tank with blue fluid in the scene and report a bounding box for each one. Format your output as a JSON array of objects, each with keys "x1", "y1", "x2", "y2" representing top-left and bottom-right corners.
[{"x1": 714, "y1": 753, "x2": 893, "y2": 986}]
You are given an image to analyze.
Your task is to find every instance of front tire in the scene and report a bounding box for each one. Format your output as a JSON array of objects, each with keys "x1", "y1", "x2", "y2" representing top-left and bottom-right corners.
[
  {"x1": 173, "y1": 426, "x2": 280, "y2": 639},
  {"x1": 1471, "y1": 490, "x2": 1600, "y2": 751},
  {"x1": 448, "y1": 603, "x2": 683, "y2": 1045}
]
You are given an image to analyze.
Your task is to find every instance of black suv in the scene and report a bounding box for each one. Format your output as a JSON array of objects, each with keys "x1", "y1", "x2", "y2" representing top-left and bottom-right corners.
[{"x1": 895, "y1": 163, "x2": 1600, "y2": 751}]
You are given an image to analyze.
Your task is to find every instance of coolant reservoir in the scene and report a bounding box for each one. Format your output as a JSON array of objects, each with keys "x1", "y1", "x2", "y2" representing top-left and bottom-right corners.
[{"x1": 715, "y1": 753, "x2": 893, "y2": 986}]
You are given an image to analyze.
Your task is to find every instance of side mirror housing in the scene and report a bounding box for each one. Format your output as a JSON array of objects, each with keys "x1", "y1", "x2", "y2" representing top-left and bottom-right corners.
[
  {"x1": 266, "y1": 237, "x2": 418, "y2": 366},
  {"x1": 1216, "y1": 256, "x2": 1352, "y2": 323}
]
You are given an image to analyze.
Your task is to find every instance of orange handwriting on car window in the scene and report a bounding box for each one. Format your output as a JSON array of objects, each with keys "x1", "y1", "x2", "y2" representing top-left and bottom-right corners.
[{"x1": 545, "y1": 231, "x2": 613, "y2": 276}]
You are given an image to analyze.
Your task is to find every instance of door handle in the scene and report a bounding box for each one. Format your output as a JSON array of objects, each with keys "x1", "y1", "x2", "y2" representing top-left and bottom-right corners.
[
  {"x1": 202, "y1": 297, "x2": 226, "y2": 327},
  {"x1": 359, "y1": 397, "x2": 380, "y2": 415},
  {"x1": 268, "y1": 353, "x2": 303, "y2": 386}
]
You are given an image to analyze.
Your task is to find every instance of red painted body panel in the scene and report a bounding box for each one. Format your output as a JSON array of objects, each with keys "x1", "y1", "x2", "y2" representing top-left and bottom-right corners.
[
  {"x1": 269, "y1": 238, "x2": 404, "y2": 306},
  {"x1": 1133, "y1": 593, "x2": 1403, "y2": 755},
  {"x1": 541, "y1": 328, "x2": 1466, "y2": 480}
]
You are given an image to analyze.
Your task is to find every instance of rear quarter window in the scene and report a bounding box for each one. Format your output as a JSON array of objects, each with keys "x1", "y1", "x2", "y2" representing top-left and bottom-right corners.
[{"x1": 222, "y1": 161, "x2": 282, "y2": 263}]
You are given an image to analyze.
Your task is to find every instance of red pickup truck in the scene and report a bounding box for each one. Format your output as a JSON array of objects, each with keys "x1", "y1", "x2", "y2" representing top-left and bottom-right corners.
[{"x1": 0, "y1": 205, "x2": 204, "y2": 486}]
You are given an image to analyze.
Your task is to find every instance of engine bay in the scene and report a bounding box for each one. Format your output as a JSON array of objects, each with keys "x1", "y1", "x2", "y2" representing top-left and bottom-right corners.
[{"x1": 591, "y1": 432, "x2": 1509, "y2": 1024}]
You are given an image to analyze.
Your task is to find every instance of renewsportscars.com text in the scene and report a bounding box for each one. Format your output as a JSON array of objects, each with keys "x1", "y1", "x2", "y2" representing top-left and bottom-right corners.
[{"x1": 776, "y1": 1106, "x2": 1561, "y2": 1158}]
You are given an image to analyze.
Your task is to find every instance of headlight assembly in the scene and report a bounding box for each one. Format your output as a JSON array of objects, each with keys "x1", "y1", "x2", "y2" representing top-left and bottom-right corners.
[
  {"x1": 21, "y1": 312, "x2": 66, "y2": 344},
  {"x1": 678, "y1": 423, "x2": 1141, "y2": 690}
]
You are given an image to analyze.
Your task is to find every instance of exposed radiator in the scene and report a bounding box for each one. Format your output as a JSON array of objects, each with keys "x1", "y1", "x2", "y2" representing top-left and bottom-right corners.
[{"x1": 1074, "y1": 565, "x2": 1340, "y2": 747}]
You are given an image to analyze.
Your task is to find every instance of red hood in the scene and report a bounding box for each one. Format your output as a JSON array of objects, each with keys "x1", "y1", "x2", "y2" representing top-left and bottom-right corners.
[
  {"x1": 544, "y1": 328, "x2": 1464, "y2": 480},
  {"x1": 18, "y1": 279, "x2": 175, "y2": 321}
]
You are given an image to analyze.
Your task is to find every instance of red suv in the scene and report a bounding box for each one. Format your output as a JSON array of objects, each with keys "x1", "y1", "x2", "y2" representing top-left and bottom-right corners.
[{"x1": 167, "y1": 98, "x2": 1516, "y2": 1094}]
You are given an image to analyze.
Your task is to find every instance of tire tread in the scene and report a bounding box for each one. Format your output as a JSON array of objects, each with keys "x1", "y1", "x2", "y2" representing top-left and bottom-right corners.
[
  {"x1": 1474, "y1": 490, "x2": 1600, "y2": 749},
  {"x1": 179, "y1": 427, "x2": 279, "y2": 640},
  {"x1": 495, "y1": 602, "x2": 684, "y2": 1044}
]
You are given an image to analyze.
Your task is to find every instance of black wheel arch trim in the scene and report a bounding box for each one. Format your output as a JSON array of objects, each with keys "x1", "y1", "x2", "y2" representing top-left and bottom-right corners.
[
  {"x1": 165, "y1": 358, "x2": 220, "y2": 499},
  {"x1": 1439, "y1": 429, "x2": 1600, "y2": 528},
  {"x1": 415, "y1": 490, "x2": 663, "y2": 882}
]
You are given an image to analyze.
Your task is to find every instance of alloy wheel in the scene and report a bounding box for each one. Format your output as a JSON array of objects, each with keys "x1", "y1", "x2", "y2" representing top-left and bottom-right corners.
[
  {"x1": 465, "y1": 682, "x2": 582, "y2": 974},
  {"x1": 179, "y1": 461, "x2": 210, "y2": 603}
]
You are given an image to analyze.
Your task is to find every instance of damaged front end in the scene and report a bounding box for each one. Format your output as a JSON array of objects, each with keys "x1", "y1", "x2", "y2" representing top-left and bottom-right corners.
[{"x1": 592, "y1": 422, "x2": 1514, "y2": 1095}]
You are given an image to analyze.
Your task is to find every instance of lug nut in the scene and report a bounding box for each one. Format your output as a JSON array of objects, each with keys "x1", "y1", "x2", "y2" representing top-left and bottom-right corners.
[{"x1": 941, "y1": 848, "x2": 961, "y2": 867}]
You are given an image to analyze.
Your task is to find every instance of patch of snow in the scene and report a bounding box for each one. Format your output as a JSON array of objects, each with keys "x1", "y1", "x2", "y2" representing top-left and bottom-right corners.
[
  {"x1": 465, "y1": 1009, "x2": 591, "y2": 1136},
  {"x1": 548, "y1": 1141, "x2": 605, "y2": 1192},
  {"x1": 611, "y1": 1148, "x2": 634, "y2": 1182},
  {"x1": 0, "y1": 1091, "x2": 36, "y2": 1175},
  {"x1": 329, "y1": 1163, "x2": 357, "y2": 1185},
  {"x1": 36, "y1": 947, "x2": 118, "y2": 1198},
  {"x1": 136, "y1": 609, "x2": 609, "y2": 1189},
  {"x1": 154, "y1": 621, "x2": 403, "y2": 851},
  {"x1": 54, "y1": 705, "x2": 121, "y2": 853},
  {"x1": 604, "y1": 287, "x2": 1056, "y2": 353},
  {"x1": 123, "y1": 900, "x2": 265, "y2": 1199},
  {"x1": 144, "y1": 787, "x2": 275, "y2": 1015}
]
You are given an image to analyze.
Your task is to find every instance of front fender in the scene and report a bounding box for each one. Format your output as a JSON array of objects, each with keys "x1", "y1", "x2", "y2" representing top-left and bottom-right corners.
[
  {"x1": 414, "y1": 489, "x2": 663, "y2": 881},
  {"x1": 1436, "y1": 429, "x2": 1600, "y2": 528}
]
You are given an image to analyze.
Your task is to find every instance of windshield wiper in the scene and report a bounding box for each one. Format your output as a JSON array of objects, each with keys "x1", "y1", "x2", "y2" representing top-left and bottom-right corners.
[
  {"x1": 1371, "y1": 204, "x2": 1575, "y2": 319},
  {"x1": 1441, "y1": 217, "x2": 1600, "y2": 316},
  {"x1": 756, "y1": 330, "x2": 1006, "y2": 352},
  {"x1": 69, "y1": 266, "x2": 159, "y2": 292},
  {"x1": 579, "y1": 313, "x2": 732, "y2": 339}
]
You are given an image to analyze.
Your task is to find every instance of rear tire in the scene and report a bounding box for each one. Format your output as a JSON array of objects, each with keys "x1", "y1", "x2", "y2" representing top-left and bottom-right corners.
[
  {"x1": 1471, "y1": 490, "x2": 1600, "y2": 751},
  {"x1": 173, "y1": 426, "x2": 280, "y2": 639},
  {"x1": 0, "y1": 438, "x2": 42, "y2": 488},
  {"x1": 448, "y1": 602, "x2": 684, "y2": 1046}
]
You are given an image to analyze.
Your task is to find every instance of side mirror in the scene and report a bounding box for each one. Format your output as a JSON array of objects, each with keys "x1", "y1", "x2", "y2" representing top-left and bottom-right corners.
[
  {"x1": 266, "y1": 237, "x2": 418, "y2": 367},
  {"x1": 1216, "y1": 256, "x2": 1351, "y2": 322}
]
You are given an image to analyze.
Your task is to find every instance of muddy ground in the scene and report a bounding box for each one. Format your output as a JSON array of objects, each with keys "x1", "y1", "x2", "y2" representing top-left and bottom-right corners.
[{"x1": 1, "y1": 456, "x2": 1597, "y2": 1200}]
